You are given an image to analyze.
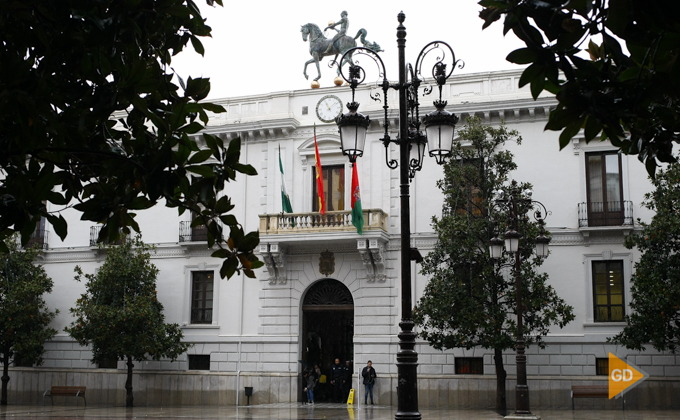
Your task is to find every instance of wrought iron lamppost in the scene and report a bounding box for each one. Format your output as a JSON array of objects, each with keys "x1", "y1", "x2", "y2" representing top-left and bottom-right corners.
[
  {"x1": 488, "y1": 180, "x2": 550, "y2": 418},
  {"x1": 334, "y1": 12, "x2": 462, "y2": 420}
]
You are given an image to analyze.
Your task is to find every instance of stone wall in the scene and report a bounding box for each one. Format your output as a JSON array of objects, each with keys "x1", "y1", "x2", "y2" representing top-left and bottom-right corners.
[
  {"x1": 7, "y1": 368, "x2": 680, "y2": 409},
  {"x1": 7, "y1": 369, "x2": 295, "y2": 406}
]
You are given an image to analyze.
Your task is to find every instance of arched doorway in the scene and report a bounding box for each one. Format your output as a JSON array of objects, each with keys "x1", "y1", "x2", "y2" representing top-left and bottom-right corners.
[{"x1": 301, "y1": 279, "x2": 354, "y2": 402}]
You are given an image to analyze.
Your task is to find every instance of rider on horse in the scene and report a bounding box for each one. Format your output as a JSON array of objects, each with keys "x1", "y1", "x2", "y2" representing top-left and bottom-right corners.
[{"x1": 324, "y1": 11, "x2": 349, "y2": 54}]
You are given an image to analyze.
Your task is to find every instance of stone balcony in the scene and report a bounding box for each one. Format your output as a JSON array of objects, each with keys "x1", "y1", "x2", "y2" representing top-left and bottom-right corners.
[
  {"x1": 258, "y1": 208, "x2": 388, "y2": 235},
  {"x1": 258, "y1": 209, "x2": 390, "y2": 284}
]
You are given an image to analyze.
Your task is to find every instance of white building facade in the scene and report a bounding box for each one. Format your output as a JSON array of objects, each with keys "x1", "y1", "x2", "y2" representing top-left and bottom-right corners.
[{"x1": 9, "y1": 69, "x2": 680, "y2": 409}]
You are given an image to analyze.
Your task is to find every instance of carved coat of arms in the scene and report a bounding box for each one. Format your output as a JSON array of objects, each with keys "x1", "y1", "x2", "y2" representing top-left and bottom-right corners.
[{"x1": 319, "y1": 250, "x2": 335, "y2": 276}]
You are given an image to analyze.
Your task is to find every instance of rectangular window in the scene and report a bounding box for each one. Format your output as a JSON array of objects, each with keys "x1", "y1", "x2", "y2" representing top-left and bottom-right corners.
[
  {"x1": 596, "y1": 358, "x2": 609, "y2": 376},
  {"x1": 188, "y1": 355, "x2": 211, "y2": 371},
  {"x1": 27, "y1": 216, "x2": 47, "y2": 248},
  {"x1": 191, "y1": 271, "x2": 214, "y2": 324},
  {"x1": 593, "y1": 260, "x2": 625, "y2": 322},
  {"x1": 190, "y1": 212, "x2": 208, "y2": 242},
  {"x1": 98, "y1": 357, "x2": 118, "y2": 369},
  {"x1": 454, "y1": 159, "x2": 484, "y2": 218},
  {"x1": 455, "y1": 357, "x2": 484, "y2": 374},
  {"x1": 586, "y1": 151, "x2": 624, "y2": 226},
  {"x1": 312, "y1": 165, "x2": 345, "y2": 212},
  {"x1": 13, "y1": 355, "x2": 33, "y2": 368}
]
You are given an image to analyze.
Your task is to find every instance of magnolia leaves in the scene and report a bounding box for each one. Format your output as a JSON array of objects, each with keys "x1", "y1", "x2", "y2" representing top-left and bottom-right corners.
[{"x1": 478, "y1": 0, "x2": 680, "y2": 176}]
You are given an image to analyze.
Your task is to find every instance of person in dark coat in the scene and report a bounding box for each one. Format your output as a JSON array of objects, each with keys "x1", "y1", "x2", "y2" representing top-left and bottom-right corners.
[
  {"x1": 343, "y1": 360, "x2": 353, "y2": 399},
  {"x1": 330, "y1": 358, "x2": 344, "y2": 402},
  {"x1": 361, "y1": 360, "x2": 377, "y2": 405},
  {"x1": 301, "y1": 370, "x2": 310, "y2": 404}
]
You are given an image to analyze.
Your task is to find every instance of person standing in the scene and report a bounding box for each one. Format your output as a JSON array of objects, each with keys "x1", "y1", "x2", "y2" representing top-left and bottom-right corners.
[
  {"x1": 361, "y1": 360, "x2": 377, "y2": 405},
  {"x1": 343, "y1": 360, "x2": 353, "y2": 400},
  {"x1": 330, "y1": 358, "x2": 344, "y2": 402},
  {"x1": 314, "y1": 364, "x2": 322, "y2": 384},
  {"x1": 305, "y1": 369, "x2": 316, "y2": 404}
]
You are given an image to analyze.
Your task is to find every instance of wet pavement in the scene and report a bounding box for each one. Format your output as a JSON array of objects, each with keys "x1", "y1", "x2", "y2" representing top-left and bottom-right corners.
[{"x1": 0, "y1": 403, "x2": 678, "y2": 419}]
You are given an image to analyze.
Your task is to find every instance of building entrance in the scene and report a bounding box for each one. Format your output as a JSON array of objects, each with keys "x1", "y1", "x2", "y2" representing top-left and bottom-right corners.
[{"x1": 301, "y1": 279, "x2": 354, "y2": 402}]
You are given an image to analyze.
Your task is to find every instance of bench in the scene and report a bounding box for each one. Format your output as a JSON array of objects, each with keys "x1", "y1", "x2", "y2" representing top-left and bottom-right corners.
[
  {"x1": 571, "y1": 385, "x2": 623, "y2": 410},
  {"x1": 43, "y1": 386, "x2": 86, "y2": 407}
]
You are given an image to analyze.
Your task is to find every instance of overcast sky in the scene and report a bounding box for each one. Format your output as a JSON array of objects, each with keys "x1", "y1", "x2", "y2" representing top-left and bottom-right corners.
[{"x1": 171, "y1": 1, "x2": 526, "y2": 99}]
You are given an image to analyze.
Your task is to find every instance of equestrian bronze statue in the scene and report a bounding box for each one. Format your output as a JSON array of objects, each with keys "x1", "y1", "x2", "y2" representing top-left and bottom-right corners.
[{"x1": 301, "y1": 12, "x2": 382, "y2": 83}]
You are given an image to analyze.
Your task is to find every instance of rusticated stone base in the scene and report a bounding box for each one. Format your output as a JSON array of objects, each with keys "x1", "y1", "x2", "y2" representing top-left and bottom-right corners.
[{"x1": 6, "y1": 368, "x2": 680, "y2": 409}]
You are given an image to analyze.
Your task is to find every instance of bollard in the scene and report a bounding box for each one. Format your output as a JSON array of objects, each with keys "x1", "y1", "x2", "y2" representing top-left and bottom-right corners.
[{"x1": 244, "y1": 387, "x2": 253, "y2": 406}]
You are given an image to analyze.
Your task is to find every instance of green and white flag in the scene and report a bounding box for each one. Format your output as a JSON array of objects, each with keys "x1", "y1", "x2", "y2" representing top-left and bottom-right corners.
[
  {"x1": 351, "y1": 162, "x2": 363, "y2": 235},
  {"x1": 279, "y1": 145, "x2": 293, "y2": 213}
]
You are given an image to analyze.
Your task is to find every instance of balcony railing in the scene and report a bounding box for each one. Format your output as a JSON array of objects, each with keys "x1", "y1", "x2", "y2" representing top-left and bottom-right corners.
[
  {"x1": 90, "y1": 226, "x2": 124, "y2": 247},
  {"x1": 179, "y1": 221, "x2": 209, "y2": 242},
  {"x1": 259, "y1": 209, "x2": 388, "y2": 235},
  {"x1": 578, "y1": 201, "x2": 633, "y2": 227},
  {"x1": 26, "y1": 229, "x2": 48, "y2": 250}
]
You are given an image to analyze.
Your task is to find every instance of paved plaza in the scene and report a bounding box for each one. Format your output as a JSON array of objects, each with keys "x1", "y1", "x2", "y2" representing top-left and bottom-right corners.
[{"x1": 0, "y1": 403, "x2": 678, "y2": 420}]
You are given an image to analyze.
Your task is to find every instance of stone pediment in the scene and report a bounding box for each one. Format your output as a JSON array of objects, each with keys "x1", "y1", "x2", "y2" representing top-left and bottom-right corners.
[{"x1": 298, "y1": 134, "x2": 341, "y2": 157}]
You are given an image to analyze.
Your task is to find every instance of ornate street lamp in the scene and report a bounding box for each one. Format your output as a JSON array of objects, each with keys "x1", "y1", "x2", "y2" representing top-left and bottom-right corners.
[
  {"x1": 334, "y1": 12, "x2": 462, "y2": 420},
  {"x1": 488, "y1": 180, "x2": 551, "y2": 418},
  {"x1": 336, "y1": 100, "x2": 370, "y2": 163}
]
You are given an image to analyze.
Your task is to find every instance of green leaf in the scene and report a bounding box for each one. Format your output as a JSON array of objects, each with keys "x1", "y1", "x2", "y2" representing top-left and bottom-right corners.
[
  {"x1": 185, "y1": 77, "x2": 211, "y2": 101},
  {"x1": 219, "y1": 215, "x2": 238, "y2": 226},
  {"x1": 530, "y1": 72, "x2": 546, "y2": 99},
  {"x1": 558, "y1": 117, "x2": 584, "y2": 150},
  {"x1": 518, "y1": 63, "x2": 545, "y2": 88},
  {"x1": 506, "y1": 48, "x2": 537, "y2": 65},
  {"x1": 190, "y1": 35, "x2": 205, "y2": 56},
  {"x1": 220, "y1": 257, "x2": 238, "y2": 279},
  {"x1": 47, "y1": 214, "x2": 68, "y2": 241},
  {"x1": 619, "y1": 67, "x2": 640, "y2": 82},
  {"x1": 606, "y1": 0, "x2": 631, "y2": 37},
  {"x1": 186, "y1": 165, "x2": 214, "y2": 178},
  {"x1": 215, "y1": 196, "x2": 234, "y2": 214},
  {"x1": 201, "y1": 103, "x2": 226, "y2": 113},
  {"x1": 583, "y1": 115, "x2": 601, "y2": 142},
  {"x1": 240, "y1": 231, "x2": 260, "y2": 251},
  {"x1": 127, "y1": 197, "x2": 154, "y2": 211},
  {"x1": 211, "y1": 248, "x2": 230, "y2": 259},
  {"x1": 188, "y1": 149, "x2": 213, "y2": 164},
  {"x1": 181, "y1": 121, "x2": 204, "y2": 135},
  {"x1": 232, "y1": 163, "x2": 258, "y2": 176}
]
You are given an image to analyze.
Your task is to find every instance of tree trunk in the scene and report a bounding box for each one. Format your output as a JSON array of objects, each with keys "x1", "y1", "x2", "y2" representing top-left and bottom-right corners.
[
  {"x1": 494, "y1": 348, "x2": 506, "y2": 415},
  {"x1": 125, "y1": 356, "x2": 134, "y2": 407},
  {"x1": 1, "y1": 353, "x2": 10, "y2": 405}
]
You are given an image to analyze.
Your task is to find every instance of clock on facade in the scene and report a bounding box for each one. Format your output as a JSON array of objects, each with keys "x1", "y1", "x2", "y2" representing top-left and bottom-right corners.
[{"x1": 315, "y1": 95, "x2": 343, "y2": 123}]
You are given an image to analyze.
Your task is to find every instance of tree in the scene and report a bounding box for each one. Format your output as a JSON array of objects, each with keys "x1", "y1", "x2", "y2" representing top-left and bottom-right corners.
[
  {"x1": 0, "y1": 0, "x2": 261, "y2": 279},
  {"x1": 413, "y1": 117, "x2": 574, "y2": 413},
  {"x1": 478, "y1": 1, "x2": 680, "y2": 176},
  {"x1": 65, "y1": 237, "x2": 190, "y2": 407},
  {"x1": 610, "y1": 158, "x2": 680, "y2": 351},
  {"x1": 0, "y1": 238, "x2": 58, "y2": 405}
]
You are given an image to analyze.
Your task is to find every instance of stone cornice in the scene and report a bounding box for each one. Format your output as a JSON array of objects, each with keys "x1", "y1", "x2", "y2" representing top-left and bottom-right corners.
[{"x1": 39, "y1": 243, "x2": 216, "y2": 263}]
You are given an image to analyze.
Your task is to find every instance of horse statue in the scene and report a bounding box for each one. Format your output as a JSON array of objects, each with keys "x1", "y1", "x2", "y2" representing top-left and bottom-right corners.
[{"x1": 301, "y1": 23, "x2": 383, "y2": 82}]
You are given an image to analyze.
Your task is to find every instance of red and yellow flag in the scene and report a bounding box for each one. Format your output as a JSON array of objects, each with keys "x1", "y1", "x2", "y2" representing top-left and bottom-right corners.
[{"x1": 314, "y1": 125, "x2": 325, "y2": 215}]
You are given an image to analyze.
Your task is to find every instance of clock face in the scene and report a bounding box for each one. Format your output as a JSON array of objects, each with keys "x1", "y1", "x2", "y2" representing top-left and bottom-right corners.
[{"x1": 316, "y1": 95, "x2": 343, "y2": 123}]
